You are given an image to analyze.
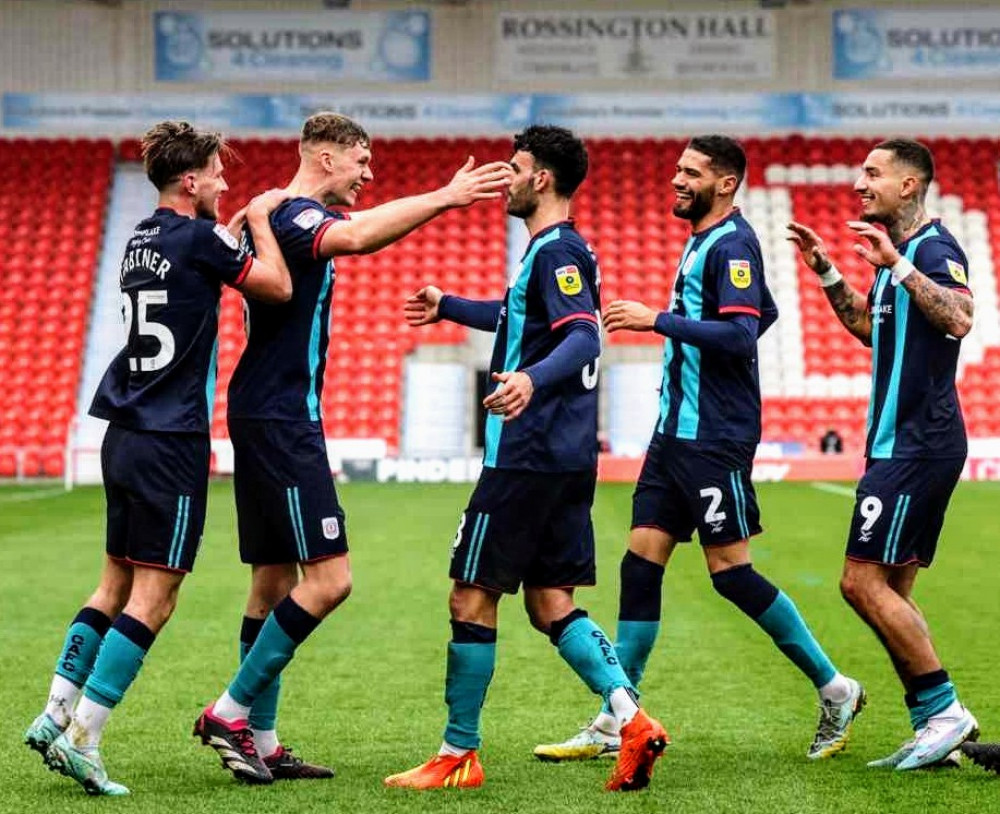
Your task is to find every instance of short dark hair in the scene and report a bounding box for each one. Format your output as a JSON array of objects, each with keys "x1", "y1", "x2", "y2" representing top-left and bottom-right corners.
[
  {"x1": 512, "y1": 125, "x2": 588, "y2": 197},
  {"x1": 687, "y1": 135, "x2": 747, "y2": 188},
  {"x1": 873, "y1": 138, "x2": 935, "y2": 189},
  {"x1": 141, "y1": 121, "x2": 224, "y2": 191},
  {"x1": 301, "y1": 112, "x2": 370, "y2": 148}
]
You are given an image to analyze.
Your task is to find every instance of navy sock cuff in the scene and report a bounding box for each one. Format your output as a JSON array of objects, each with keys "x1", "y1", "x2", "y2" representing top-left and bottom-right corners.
[
  {"x1": 711, "y1": 564, "x2": 779, "y2": 620},
  {"x1": 240, "y1": 616, "x2": 266, "y2": 646},
  {"x1": 910, "y1": 669, "x2": 950, "y2": 694},
  {"x1": 548, "y1": 608, "x2": 588, "y2": 646},
  {"x1": 273, "y1": 597, "x2": 322, "y2": 645},
  {"x1": 113, "y1": 613, "x2": 156, "y2": 651},
  {"x1": 619, "y1": 550, "x2": 665, "y2": 622},
  {"x1": 75, "y1": 607, "x2": 113, "y2": 636},
  {"x1": 450, "y1": 620, "x2": 497, "y2": 644}
]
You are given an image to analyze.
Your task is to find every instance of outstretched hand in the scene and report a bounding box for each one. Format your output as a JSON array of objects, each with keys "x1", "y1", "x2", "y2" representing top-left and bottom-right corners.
[
  {"x1": 482, "y1": 371, "x2": 533, "y2": 422},
  {"x1": 847, "y1": 221, "x2": 901, "y2": 269},
  {"x1": 404, "y1": 286, "x2": 444, "y2": 327},
  {"x1": 443, "y1": 157, "x2": 513, "y2": 208},
  {"x1": 786, "y1": 221, "x2": 834, "y2": 274}
]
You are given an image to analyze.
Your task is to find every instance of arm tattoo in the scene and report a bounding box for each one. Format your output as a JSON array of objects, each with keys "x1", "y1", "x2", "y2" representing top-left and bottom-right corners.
[
  {"x1": 902, "y1": 271, "x2": 974, "y2": 337},
  {"x1": 823, "y1": 280, "x2": 872, "y2": 344}
]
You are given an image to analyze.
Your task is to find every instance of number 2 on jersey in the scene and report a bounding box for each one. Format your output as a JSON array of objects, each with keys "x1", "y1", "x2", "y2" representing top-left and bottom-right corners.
[{"x1": 122, "y1": 290, "x2": 175, "y2": 372}]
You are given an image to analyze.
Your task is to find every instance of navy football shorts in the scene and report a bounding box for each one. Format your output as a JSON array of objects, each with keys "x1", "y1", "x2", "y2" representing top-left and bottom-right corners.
[
  {"x1": 230, "y1": 418, "x2": 348, "y2": 565},
  {"x1": 102, "y1": 423, "x2": 209, "y2": 573},
  {"x1": 449, "y1": 468, "x2": 596, "y2": 594},
  {"x1": 632, "y1": 433, "x2": 762, "y2": 546},
  {"x1": 846, "y1": 457, "x2": 964, "y2": 568}
]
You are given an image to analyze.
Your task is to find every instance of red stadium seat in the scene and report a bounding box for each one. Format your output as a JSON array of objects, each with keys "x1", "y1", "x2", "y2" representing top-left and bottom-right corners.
[{"x1": 0, "y1": 138, "x2": 112, "y2": 475}]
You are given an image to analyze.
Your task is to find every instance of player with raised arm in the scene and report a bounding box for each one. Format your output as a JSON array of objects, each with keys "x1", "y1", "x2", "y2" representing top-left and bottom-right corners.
[
  {"x1": 535, "y1": 135, "x2": 864, "y2": 765},
  {"x1": 23, "y1": 121, "x2": 291, "y2": 796},
  {"x1": 192, "y1": 113, "x2": 512, "y2": 784},
  {"x1": 788, "y1": 138, "x2": 977, "y2": 770},
  {"x1": 384, "y1": 125, "x2": 668, "y2": 793}
]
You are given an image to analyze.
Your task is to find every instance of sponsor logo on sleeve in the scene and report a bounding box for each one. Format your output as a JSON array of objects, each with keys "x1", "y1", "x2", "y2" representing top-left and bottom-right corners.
[
  {"x1": 212, "y1": 222, "x2": 239, "y2": 250},
  {"x1": 321, "y1": 516, "x2": 341, "y2": 540},
  {"x1": 728, "y1": 259, "x2": 752, "y2": 289},
  {"x1": 293, "y1": 208, "x2": 325, "y2": 231},
  {"x1": 946, "y1": 259, "x2": 968, "y2": 286},
  {"x1": 555, "y1": 264, "x2": 582, "y2": 295}
]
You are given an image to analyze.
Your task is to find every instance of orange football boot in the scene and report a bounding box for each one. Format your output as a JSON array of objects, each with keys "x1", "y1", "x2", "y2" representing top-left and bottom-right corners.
[
  {"x1": 384, "y1": 751, "x2": 484, "y2": 789},
  {"x1": 606, "y1": 709, "x2": 669, "y2": 791}
]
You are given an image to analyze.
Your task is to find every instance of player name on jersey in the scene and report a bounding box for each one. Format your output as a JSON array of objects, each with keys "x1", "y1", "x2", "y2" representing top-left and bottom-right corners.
[{"x1": 120, "y1": 246, "x2": 172, "y2": 283}]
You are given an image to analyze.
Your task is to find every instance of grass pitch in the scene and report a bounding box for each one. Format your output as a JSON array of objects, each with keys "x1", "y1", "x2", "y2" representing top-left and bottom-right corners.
[{"x1": 2, "y1": 480, "x2": 999, "y2": 813}]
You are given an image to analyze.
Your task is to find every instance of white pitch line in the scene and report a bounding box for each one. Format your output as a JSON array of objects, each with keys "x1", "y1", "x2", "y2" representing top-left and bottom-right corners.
[
  {"x1": 810, "y1": 481, "x2": 856, "y2": 498},
  {"x1": 0, "y1": 488, "x2": 68, "y2": 504}
]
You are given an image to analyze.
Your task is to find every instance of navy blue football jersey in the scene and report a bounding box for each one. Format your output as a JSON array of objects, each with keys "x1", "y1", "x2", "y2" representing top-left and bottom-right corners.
[
  {"x1": 484, "y1": 221, "x2": 600, "y2": 473},
  {"x1": 866, "y1": 221, "x2": 969, "y2": 460},
  {"x1": 90, "y1": 208, "x2": 251, "y2": 433},
  {"x1": 656, "y1": 210, "x2": 773, "y2": 445},
  {"x1": 227, "y1": 198, "x2": 347, "y2": 422}
]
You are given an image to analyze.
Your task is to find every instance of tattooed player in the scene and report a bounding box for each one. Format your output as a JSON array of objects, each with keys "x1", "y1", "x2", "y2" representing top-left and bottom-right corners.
[{"x1": 788, "y1": 138, "x2": 977, "y2": 771}]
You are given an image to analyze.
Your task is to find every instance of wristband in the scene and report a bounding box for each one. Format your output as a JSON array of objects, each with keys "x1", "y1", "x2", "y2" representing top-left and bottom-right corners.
[
  {"x1": 890, "y1": 256, "x2": 916, "y2": 287},
  {"x1": 818, "y1": 264, "x2": 843, "y2": 288}
]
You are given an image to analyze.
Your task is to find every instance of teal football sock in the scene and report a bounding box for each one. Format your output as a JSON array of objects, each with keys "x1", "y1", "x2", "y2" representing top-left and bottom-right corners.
[
  {"x1": 552, "y1": 611, "x2": 634, "y2": 702},
  {"x1": 597, "y1": 552, "x2": 664, "y2": 715},
  {"x1": 82, "y1": 614, "x2": 156, "y2": 708},
  {"x1": 756, "y1": 592, "x2": 837, "y2": 687},
  {"x1": 443, "y1": 621, "x2": 496, "y2": 750},
  {"x1": 240, "y1": 616, "x2": 281, "y2": 731},
  {"x1": 229, "y1": 597, "x2": 319, "y2": 708},
  {"x1": 615, "y1": 620, "x2": 660, "y2": 690},
  {"x1": 54, "y1": 607, "x2": 113, "y2": 688},
  {"x1": 616, "y1": 550, "x2": 664, "y2": 689},
  {"x1": 907, "y1": 671, "x2": 956, "y2": 730},
  {"x1": 713, "y1": 565, "x2": 836, "y2": 688}
]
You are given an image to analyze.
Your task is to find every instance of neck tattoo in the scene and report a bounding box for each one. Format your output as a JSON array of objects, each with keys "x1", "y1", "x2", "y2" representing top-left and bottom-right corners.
[{"x1": 888, "y1": 201, "x2": 929, "y2": 245}]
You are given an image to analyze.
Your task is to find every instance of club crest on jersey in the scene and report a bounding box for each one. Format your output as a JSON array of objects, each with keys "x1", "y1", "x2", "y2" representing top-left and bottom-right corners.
[
  {"x1": 293, "y1": 209, "x2": 325, "y2": 231},
  {"x1": 321, "y1": 517, "x2": 341, "y2": 540},
  {"x1": 729, "y1": 260, "x2": 752, "y2": 289},
  {"x1": 555, "y1": 265, "x2": 582, "y2": 295},
  {"x1": 946, "y1": 259, "x2": 968, "y2": 285},
  {"x1": 212, "y1": 223, "x2": 239, "y2": 250}
]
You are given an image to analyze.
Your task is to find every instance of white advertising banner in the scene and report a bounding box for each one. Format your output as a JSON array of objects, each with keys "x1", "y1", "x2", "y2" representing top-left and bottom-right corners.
[
  {"x1": 154, "y1": 10, "x2": 430, "y2": 82},
  {"x1": 833, "y1": 8, "x2": 1000, "y2": 79},
  {"x1": 496, "y1": 10, "x2": 775, "y2": 81}
]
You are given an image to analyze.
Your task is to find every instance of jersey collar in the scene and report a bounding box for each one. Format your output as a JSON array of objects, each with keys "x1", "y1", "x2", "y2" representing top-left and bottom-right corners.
[
  {"x1": 526, "y1": 218, "x2": 574, "y2": 250},
  {"x1": 691, "y1": 207, "x2": 740, "y2": 237},
  {"x1": 895, "y1": 218, "x2": 938, "y2": 250}
]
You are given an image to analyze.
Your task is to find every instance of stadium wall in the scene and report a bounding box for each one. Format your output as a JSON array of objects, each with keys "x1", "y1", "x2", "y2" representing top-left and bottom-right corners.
[{"x1": 4, "y1": 0, "x2": 1000, "y2": 102}]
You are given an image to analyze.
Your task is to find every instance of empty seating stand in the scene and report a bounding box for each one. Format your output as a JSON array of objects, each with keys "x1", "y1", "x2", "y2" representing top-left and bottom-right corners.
[
  {"x1": 0, "y1": 138, "x2": 113, "y2": 476},
  {"x1": 0, "y1": 135, "x2": 995, "y2": 474}
]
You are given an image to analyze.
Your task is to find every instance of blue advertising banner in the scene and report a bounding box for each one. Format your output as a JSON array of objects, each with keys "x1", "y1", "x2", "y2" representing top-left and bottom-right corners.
[
  {"x1": 833, "y1": 8, "x2": 1000, "y2": 79},
  {"x1": 7, "y1": 92, "x2": 1000, "y2": 135},
  {"x1": 265, "y1": 94, "x2": 533, "y2": 135},
  {"x1": 800, "y1": 92, "x2": 1000, "y2": 130},
  {"x1": 154, "y1": 10, "x2": 430, "y2": 82},
  {"x1": 531, "y1": 93, "x2": 801, "y2": 133},
  {"x1": 1, "y1": 93, "x2": 271, "y2": 131}
]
